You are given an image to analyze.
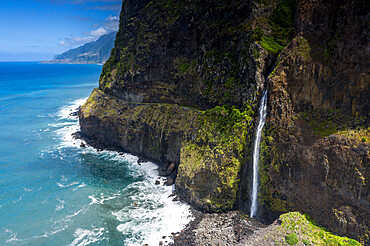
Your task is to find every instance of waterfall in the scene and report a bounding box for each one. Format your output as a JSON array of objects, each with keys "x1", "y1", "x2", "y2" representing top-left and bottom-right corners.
[{"x1": 250, "y1": 89, "x2": 268, "y2": 218}]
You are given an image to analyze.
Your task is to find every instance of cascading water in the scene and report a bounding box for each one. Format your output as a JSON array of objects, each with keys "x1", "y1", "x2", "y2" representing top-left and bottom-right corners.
[{"x1": 250, "y1": 89, "x2": 268, "y2": 218}]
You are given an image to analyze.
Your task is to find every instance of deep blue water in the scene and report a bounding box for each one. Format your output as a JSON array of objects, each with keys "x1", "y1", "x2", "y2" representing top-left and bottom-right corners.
[{"x1": 0, "y1": 62, "x2": 191, "y2": 245}]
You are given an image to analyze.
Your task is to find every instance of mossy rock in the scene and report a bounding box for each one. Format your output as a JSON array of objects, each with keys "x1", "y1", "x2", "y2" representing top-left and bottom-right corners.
[
  {"x1": 176, "y1": 104, "x2": 254, "y2": 212},
  {"x1": 261, "y1": 212, "x2": 363, "y2": 246}
]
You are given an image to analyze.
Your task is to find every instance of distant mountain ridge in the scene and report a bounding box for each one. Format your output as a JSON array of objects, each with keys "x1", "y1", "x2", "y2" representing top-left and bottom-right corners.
[{"x1": 49, "y1": 32, "x2": 116, "y2": 64}]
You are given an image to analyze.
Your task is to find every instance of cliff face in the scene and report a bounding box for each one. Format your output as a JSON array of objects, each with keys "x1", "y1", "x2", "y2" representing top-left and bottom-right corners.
[
  {"x1": 259, "y1": 0, "x2": 369, "y2": 243},
  {"x1": 79, "y1": 0, "x2": 369, "y2": 243},
  {"x1": 99, "y1": 0, "x2": 267, "y2": 109}
]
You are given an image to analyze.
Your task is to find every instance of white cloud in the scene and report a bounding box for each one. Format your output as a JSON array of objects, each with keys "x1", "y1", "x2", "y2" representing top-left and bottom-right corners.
[
  {"x1": 89, "y1": 27, "x2": 108, "y2": 37},
  {"x1": 105, "y1": 15, "x2": 118, "y2": 21},
  {"x1": 58, "y1": 36, "x2": 96, "y2": 47},
  {"x1": 103, "y1": 15, "x2": 119, "y2": 31},
  {"x1": 58, "y1": 14, "x2": 118, "y2": 48},
  {"x1": 71, "y1": 36, "x2": 96, "y2": 42}
]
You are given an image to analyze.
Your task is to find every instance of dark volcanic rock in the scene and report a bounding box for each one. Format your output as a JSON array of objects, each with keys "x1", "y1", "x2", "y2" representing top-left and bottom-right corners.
[
  {"x1": 172, "y1": 210, "x2": 265, "y2": 246},
  {"x1": 252, "y1": 0, "x2": 370, "y2": 243},
  {"x1": 79, "y1": 0, "x2": 369, "y2": 243},
  {"x1": 99, "y1": 0, "x2": 267, "y2": 110},
  {"x1": 79, "y1": 89, "x2": 200, "y2": 168}
]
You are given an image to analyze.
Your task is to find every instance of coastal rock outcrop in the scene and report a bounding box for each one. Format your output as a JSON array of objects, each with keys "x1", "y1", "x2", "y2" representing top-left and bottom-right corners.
[{"x1": 79, "y1": 0, "x2": 369, "y2": 243}]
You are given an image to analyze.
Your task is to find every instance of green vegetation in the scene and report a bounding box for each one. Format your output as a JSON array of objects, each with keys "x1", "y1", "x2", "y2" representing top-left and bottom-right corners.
[
  {"x1": 258, "y1": 123, "x2": 291, "y2": 213},
  {"x1": 337, "y1": 128, "x2": 370, "y2": 143},
  {"x1": 116, "y1": 60, "x2": 130, "y2": 76},
  {"x1": 285, "y1": 233, "x2": 299, "y2": 245},
  {"x1": 174, "y1": 58, "x2": 196, "y2": 75},
  {"x1": 178, "y1": 104, "x2": 254, "y2": 211},
  {"x1": 298, "y1": 108, "x2": 368, "y2": 138},
  {"x1": 250, "y1": 27, "x2": 263, "y2": 42},
  {"x1": 303, "y1": 239, "x2": 310, "y2": 245},
  {"x1": 80, "y1": 89, "x2": 127, "y2": 120},
  {"x1": 259, "y1": 36, "x2": 285, "y2": 53},
  {"x1": 293, "y1": 37, "x2": 311, "y2": 61},
  {"x1": 253, "y1": 0, "x2": 297, "y2": 53},
  {"x1": 203, "y1": 105, "x2": 254, "y2": 133},
  {"x1": 201, "y1": 49, "x2": 244, "y2": 105},
  {"x1": 264, "y1": 212, "x2": 362, "y2": 245}
]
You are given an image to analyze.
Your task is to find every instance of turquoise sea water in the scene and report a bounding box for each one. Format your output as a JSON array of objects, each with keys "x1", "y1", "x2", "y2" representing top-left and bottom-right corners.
[{"x1": 0, "y1": 62, "x2": 192, "y2": 245}]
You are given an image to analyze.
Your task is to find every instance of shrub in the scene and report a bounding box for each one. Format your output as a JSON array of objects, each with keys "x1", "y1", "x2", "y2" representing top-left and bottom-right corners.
[
  {"x1": 285, "y1": 233, "x2": 299, "y2": 245},
  {"x1": 347, "y1": 238, "x2": 361, "y2": 246}
]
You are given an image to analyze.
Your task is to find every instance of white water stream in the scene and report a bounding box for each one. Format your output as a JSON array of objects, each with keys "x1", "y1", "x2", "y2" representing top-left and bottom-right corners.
[{"x1": 250, "y1": 89, "x2": 268, "y2": 218}]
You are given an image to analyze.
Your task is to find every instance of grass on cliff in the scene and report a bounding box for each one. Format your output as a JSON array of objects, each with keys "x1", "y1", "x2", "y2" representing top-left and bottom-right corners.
[
  {"x1": 253, "y1": 0, "x2": 296, "y2": 53},
  {"x1": 298, "y1": 108, "x2": 368, "y2": 139},
  {"x1": 178, "y1": 104, "x2": 254, "y2": 211},
  {"x1": 263, "y1": 212, "x2": 362, "y2": 245}
]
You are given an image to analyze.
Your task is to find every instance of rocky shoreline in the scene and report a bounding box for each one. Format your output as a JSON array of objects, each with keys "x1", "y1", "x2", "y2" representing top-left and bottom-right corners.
[
  {"x1": 73, "y1": 129, "x2": 269, "y2": 245},
  {"x1": 171, "y1": 209, "x2": 269, "y2": 246},
  {"x1": 73, "y1": 130, "x2": 179, "y2": 185}
]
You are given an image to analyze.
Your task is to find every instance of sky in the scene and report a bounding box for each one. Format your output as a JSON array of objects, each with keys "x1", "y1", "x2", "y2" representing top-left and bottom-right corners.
[{"x1": 0, "y1": 0, "x2": 122, "y2": 61}]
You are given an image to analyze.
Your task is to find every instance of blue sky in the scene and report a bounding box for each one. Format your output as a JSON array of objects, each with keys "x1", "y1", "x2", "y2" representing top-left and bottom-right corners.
[{"x1": 0, "y1": 0, "x2": 122, "y2": 61}]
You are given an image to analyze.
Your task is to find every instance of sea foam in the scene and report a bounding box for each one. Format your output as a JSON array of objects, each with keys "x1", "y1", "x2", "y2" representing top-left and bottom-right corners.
[
  {"x1": 68, "y1": 227, "x2": 105, "y2": 246},
  {"x1": 55, "y1": 98, "x2": 193, "y2": 245}
]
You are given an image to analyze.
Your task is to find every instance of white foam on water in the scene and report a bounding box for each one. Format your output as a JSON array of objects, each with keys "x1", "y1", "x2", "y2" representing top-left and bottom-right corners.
[
  {"x1": 111, "y1": 158, "x2": 193, "y2": 246},
  {"x1": 45, "y1": 205, "x2": 90, "y2": 242},
  {"x1": 24, "y1": 187, "x2": 32, "y2": 192},
  {"x1": 56, "y1": 123, "x2": 82, "y2": 149},
  {"x1": 4, "y1": 225, "x2": 69, "y2": 244},
  {"x1": 89, "y1": 192, "x2": 120, "y2": 205},
  {"x1": 5, "y1": 229, "x2": 19, "y2": 243},
  {"x1": 12, "y1": 187, "x2": 32, "y2": 204},
  {"x1": 58, "y1": 98, "x2": 87, "y2": 120},
  {"x1": 50, "y1": 122, "x2": 76, "y2": 127},
  {"x1": 55, "y1": 199, "x2": 65, "y2": 211},
  {"x1": 54, "y1": 98, "x2": 87, "y2": 148},
  {"x1": 57, "y1": 181, "x2": 80, "y2": 188},
  {"x1": 54, "y1": 98, "x2": 193, "y2": 245},
  {"x1": 65, "y1": 206, "x2": 89, "y2": 219},
  {"x1": 68, "y1": 227, "x2": 105, "y2": 246},
  {"x1": 73, "y1": 182, "x2": 86, "y2": 191},
  {"x1": 81, "y1": 152, "x2": 193, "y2": 245},
  {"x1": 36, "y1": 113, "x2": 55, "y2": 118},
  {"x1": 114, "y1": 181, "x2": 193, "y2": 246}
]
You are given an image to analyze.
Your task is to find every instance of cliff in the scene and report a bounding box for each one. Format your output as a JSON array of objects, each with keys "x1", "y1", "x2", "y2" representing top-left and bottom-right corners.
[
  {"x1": 79, "y1": 0, "x2": 369, "y2": 243},
  {"x1": 50, "y1": 32, "x2": 116, "y2": 64},
  {"x1": 257, "y1": 0, "x2": 369, "y2": 243}
]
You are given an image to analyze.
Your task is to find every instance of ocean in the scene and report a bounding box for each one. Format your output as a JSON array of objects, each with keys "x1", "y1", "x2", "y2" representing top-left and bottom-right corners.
[{"x1": 0, "y1": 62, "x2": 192, "y2": 245}]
